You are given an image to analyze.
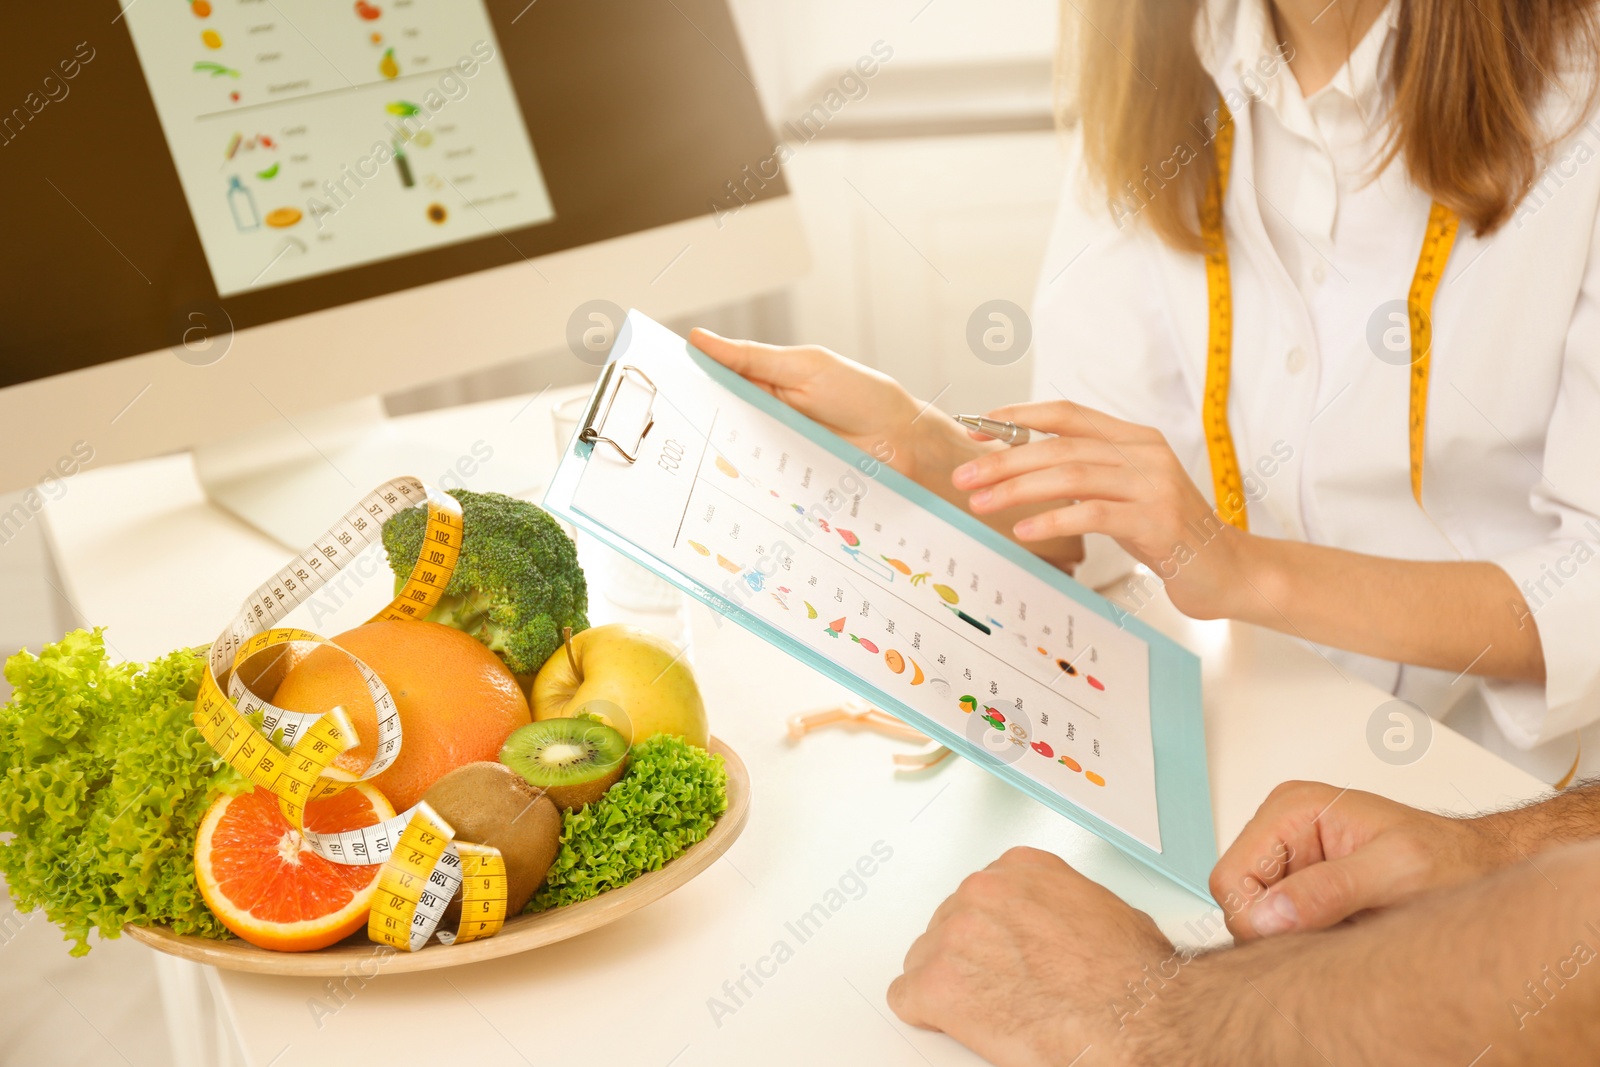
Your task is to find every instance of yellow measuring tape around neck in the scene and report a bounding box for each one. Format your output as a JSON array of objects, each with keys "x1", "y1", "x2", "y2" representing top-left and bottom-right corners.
[
  {"x1": 193, "y1": 478, "x2": 509, "y2": 951},
  {"x1": 1200, "y1": 103, "x2": 1460, "y2": 530}
]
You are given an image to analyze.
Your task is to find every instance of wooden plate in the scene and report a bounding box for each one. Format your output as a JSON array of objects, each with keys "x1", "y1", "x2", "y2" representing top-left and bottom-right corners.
[{"x1": 126, "y1": 738, "x2": 750, "y2": 976}]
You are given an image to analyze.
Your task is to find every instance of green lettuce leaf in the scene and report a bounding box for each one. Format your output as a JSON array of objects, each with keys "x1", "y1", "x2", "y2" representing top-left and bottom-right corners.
[
  {"x1": 0, "y1": 630, "x2": 246, "y2": 955},
  {"x1": 530, "y1": 734, "x2": 728, "y2": 911}
]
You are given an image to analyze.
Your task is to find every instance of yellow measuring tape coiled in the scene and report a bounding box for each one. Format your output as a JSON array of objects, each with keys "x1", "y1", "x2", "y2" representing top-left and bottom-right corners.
[
  {"x1": 368, "y1": 803, "x2": 509, "y2": 952},
  {"x1": 1200, "y1": 102, "x2": 1459, "y2": 530},
  {"x1": 193, "y1": 477, "x2": 509, "y2": 951}
]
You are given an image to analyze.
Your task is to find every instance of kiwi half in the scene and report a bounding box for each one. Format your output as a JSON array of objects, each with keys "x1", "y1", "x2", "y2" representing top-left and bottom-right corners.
[
  {"x1": 499, "y1": 717, "x2": 630, "y2": 811},
  {"x1": 419, "y1": 762, "x2": 561, "y2": 924}
]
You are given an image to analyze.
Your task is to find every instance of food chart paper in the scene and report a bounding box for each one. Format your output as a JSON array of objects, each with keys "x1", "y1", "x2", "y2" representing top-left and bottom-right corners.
[{"x1": 544, "y1": 312, "x2": 1215, "y2": 898}]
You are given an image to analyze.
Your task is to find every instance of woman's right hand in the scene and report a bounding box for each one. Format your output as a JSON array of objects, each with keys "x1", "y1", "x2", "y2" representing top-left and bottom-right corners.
[{"x1": 689, "y1": 329, "x2": 929, "y2": 481}]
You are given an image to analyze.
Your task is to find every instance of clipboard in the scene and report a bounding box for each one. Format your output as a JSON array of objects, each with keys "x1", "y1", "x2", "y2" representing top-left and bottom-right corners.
[{"x1": 543, "y1": 311, "x2": 1217, "y2": 899}]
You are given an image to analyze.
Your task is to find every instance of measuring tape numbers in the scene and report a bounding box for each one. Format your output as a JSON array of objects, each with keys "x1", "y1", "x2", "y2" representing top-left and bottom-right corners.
[
  {"x1": 1200, "y1": 102, "x2": 1459, "y2": 530},
  {"x1": 193, "y1": 477, "x2": 509, "y2": 951}
]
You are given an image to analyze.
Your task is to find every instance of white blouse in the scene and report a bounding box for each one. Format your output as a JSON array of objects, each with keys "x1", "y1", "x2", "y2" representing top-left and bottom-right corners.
[{"x1": 1032, "y1": 0, "x2": 1600, "y2": 779}]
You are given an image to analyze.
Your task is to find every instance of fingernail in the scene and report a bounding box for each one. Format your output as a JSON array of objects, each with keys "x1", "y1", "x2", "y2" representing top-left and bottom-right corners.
[
  {"x1": 1014, "y1": 519, "x2": 1036, "y2": 539},
  {"x1": 1250, "y1": 893, "x2": 1297, "y2": 936},
  {"x1": 969, "y1": 489, "x2": 991, "y2": 508},
  {"x1": 952, "y1": 464, "x2": 977, "y2": 487}
]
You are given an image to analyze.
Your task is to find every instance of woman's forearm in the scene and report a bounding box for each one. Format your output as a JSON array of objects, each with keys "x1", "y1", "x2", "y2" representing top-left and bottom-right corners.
[{"x1": 1230, "y1": 535, "x2": 1545, "y2": 683}]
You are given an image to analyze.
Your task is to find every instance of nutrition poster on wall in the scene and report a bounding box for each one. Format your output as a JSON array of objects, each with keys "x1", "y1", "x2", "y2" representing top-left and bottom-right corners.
[
  {"x1": 545, "y1": 314, "x2": 1218, "y2": 893},
  {"x1": 118, "y1": 0, "x2": 554, "y2": 295}
]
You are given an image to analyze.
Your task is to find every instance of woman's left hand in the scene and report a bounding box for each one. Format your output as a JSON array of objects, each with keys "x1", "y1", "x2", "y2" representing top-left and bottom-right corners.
[{"x1": 952, "y1": 399, "x2": 1249, "y2": 620}]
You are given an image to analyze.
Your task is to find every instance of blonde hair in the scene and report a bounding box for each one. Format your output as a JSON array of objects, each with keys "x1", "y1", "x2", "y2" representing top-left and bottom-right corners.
[{"x1": 1058, "y1": 0, "x2": 1600, "y2": 251}]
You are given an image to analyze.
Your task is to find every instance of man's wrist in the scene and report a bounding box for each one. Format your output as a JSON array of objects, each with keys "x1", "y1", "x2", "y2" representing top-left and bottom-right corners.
[
  {"x1": 1463, "y1": 810, "x2": 1526, "y2": 874},
  {"x1": 1115, "y1": 948, "x2": 1262, "y2": 1067},
  {"x1": 1468, "y1": 780, "x2": 1600, "y2": 862}
]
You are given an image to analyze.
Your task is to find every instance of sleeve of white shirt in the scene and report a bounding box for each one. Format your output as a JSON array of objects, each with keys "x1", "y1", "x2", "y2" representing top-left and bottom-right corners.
[
  {"x1": 1029, "y1": 129, "x2": 1205, "y2": 483},
  {"x1": 1029, "y1": 128, "x2": 1204, "y2": 588},
  {"x1": 1483, "y1": 216, "x2": 1600, "y2": 749}
]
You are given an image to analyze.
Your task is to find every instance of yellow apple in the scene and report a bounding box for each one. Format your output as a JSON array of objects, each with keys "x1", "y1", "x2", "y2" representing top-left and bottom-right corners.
[{"x1": 531, "y1": 624, "x2": 709, "y2": 748}]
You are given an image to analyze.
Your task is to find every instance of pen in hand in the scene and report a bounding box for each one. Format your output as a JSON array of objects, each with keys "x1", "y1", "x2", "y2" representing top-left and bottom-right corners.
[{"x1": 953, "y1": 414, "x2": 1051, "y2": 447}]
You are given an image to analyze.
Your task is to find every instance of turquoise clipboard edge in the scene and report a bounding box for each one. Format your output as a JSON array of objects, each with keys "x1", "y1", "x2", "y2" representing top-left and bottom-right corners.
[{"x1": 542, "y1": 313, "x2": 1217, "y2": 902}]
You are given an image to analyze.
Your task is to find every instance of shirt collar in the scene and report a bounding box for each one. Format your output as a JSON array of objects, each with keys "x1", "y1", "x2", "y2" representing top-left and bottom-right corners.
[{"x1": 1195, "y1": 0, "x2": 1397, "y2": 116}]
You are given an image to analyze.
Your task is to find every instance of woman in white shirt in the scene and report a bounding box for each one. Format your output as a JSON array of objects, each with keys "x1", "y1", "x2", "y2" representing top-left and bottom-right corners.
[{"x1": 693, "y1": 0, "x2": 1600, "y2": 781}]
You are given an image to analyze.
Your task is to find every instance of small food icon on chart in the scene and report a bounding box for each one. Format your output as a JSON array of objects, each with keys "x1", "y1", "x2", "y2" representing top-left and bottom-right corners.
[
  {"x1": 716, "y1": 554, "x2": 741, "y2": 573},
  {"x1": 201, "y1": 29, "x2": 223, "y2": 48},
  {"x1": 392, "y1": 142, "x2": 415, "y2": 188},
  {"x1": 959, "y1": 695, "x2": 977, "y2": 714},
  {"x1": 379, "y1": 47, "x2": 400, "y2": 79},
  {"x1": 850, "y1": 635, "x2": 878, "y2": 654},
  {"x1": 189, "y1": 0, "x2": 212, "y2": 17},
  {"x1": 716, "y1": 457, "x2": 739, "y2": 478},
  {"x1": 908, "y1": 659, "x2": 925, "y2": 684},
  {"x1": 884, "y1": 649, "x2": 905, "y2": 674},
  {"x1": 980, "y1": 706, "x2": 1005, "y2": 730},
  {"x1": 226, "y1": 176, "x2": 259, "y2": 232},
  {"x1": 223, "y1": 133, "x2": 275, "y2": 161},
  {"x1": 840, "y1": 542, "x2": 897, "y2": 580},
  {"x1": 265, "y1": 206, "x2": 303, "y2": 228},
  {"x1": 354, "y1": 0, "x2": 382, "y2": 19},
  {"x1": 687, "y1": 541, "x2": 710, "y2": 556},
  {"x1": 824, "y1": 617, "x2": 846, "y2": 639}
]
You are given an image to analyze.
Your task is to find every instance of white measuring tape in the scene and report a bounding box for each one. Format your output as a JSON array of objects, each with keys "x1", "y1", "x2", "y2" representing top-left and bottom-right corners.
[{"x1": 193, "y1": 477, "x2": 508, "y2": 950}]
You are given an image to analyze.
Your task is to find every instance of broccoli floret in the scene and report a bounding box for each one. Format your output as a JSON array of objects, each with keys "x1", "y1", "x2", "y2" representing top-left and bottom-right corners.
[{"x1": 382, "y1": 489, "x2": 589, "y2": 673}]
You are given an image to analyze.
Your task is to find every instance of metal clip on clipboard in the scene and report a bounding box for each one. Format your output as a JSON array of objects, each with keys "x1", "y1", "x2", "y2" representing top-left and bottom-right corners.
[{"x1": 578, "y1": 362, "x2": 657, "y2": 463}]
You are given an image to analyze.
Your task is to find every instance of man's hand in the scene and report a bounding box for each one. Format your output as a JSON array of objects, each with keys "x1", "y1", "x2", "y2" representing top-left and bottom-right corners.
[
  {"x1": 1212, "y1": 781, "x2": 1511, "y2": 941},
  {"x1": 888, "y1": 847, "x2": 1172, "y2": 1067}
]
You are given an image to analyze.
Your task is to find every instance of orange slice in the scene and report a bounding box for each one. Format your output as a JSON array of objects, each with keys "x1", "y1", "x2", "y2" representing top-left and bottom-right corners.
[{"x1": 195, "y1": 782, "x2": 395, "y2": 952}]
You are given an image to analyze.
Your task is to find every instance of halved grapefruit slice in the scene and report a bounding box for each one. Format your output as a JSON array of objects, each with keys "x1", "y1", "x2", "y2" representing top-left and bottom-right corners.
[{"x1": 195, "y1": 782, "x2": 395, "y2": 952}]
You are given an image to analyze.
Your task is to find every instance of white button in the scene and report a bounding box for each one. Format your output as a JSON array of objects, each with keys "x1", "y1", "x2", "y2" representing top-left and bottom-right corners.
[
  {"x1": 1311, "y1": 261, "x2": 1327, "y2": 284},
  {"x1": 1286, "y1": 346, "x2": 1307, "y2": 374}
]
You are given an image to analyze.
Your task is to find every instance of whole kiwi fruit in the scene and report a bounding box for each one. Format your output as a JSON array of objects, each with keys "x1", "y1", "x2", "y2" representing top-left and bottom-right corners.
[{"x1": 420, "y1": 761, "x2": 561, "y2": 927}]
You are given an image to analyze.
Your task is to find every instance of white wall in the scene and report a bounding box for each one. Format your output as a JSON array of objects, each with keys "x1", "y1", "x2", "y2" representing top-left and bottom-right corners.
[
  {"x1": 724, "y1": 0, "x2": 1068, "y2": 416},
  {"x1": 729, "y1": 0, "x2": 1059, "y2": 117}
]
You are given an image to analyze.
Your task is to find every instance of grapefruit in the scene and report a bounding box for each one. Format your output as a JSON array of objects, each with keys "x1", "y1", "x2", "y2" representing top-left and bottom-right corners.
[
  {"x1": 271, "y1": 621, "x2": 530, "y2": 811},
  {"x1": 194, "y1": 782, "x2": 394, "y2": 952}
]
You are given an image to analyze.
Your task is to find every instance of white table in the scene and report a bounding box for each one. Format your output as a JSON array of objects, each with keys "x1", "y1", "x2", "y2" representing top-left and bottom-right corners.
[{"x1": 41, "y1": 388, "x2": 1549, "y2": 1067}]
